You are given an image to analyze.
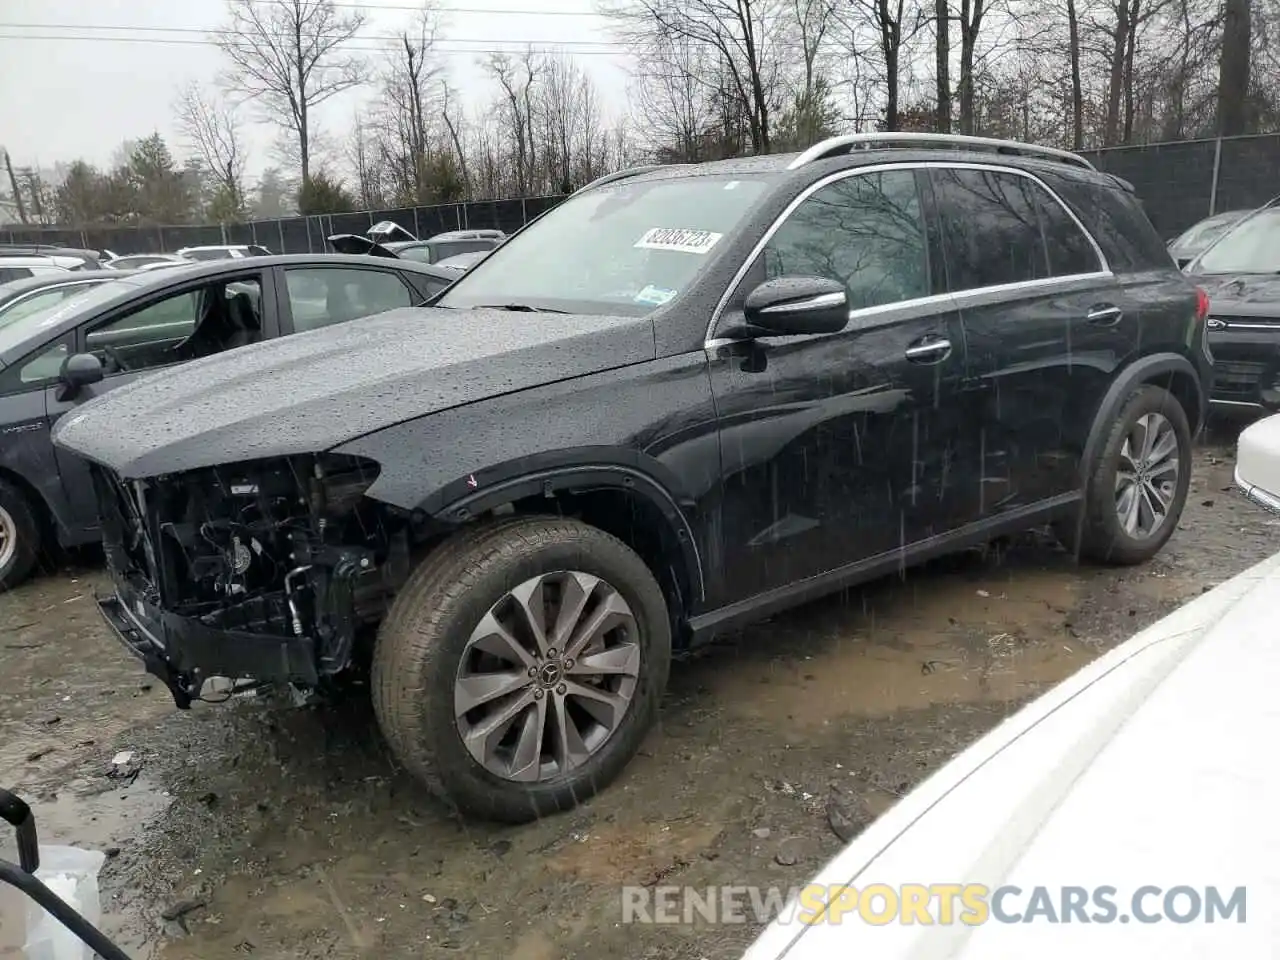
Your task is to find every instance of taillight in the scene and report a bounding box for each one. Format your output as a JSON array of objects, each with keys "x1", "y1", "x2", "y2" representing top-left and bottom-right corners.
[{"x1": 1195, "y1": 286, "x2": 1210, "y2": 322}]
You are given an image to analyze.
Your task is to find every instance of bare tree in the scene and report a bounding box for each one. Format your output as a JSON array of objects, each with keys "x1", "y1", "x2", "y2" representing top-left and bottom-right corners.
[
  {"x1": 215, "y1": 0, "x2": 367, "y2": 183},
  {"x1": 176, "y1": 82, "x2": 247, "y2": 218},
  {"x1": 630, "y1": 34, "x2": 717, "y2": 161},
  {"x1": 605, "y1": 0, "x2": 786, "y2": 153},
  {"x1": 440, "y1": 81, "x2": 471, "y2": 195},
  {"x1": 486, "y1": 51, "x2": 543, "y2": 194},
  {"x1": 838, "y1": 0, "x2": 926, "y2": 131}
]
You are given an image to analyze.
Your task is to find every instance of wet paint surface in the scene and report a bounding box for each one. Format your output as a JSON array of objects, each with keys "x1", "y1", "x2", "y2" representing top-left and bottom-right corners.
[{"x1": 0, "y1": 435, "x2": 1270, "y2": 960}]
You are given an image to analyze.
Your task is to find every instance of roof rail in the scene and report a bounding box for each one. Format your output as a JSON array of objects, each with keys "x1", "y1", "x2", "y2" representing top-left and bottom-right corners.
[
  {"x1": 786, "y1": 133, "x2": 1095, "y2": 172},
  {"x1": 573, "y1": 164, "x2": 682, "y2": 195}
]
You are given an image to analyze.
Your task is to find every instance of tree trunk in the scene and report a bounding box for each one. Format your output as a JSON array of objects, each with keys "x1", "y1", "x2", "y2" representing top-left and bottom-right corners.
[
  {"x1": 1067, "y1": 0, "x2": 1084, "y2": 148},
  {"x1": 3, "y1": 151, "x2": 27, "y2": 224},
  {"x1": 935, "y1": 0, "x2": 951, "y2": 133},
  {"x1": 880, "y1": 0, "x2": 901, "y2": 131},
  {"x1": 1103, "y1": 0, "x2": 1129, "y2": 145},
  {"x1": 1122, "y1": 0, "x2": 1139, "y2": 142},
  {"x1": 1218, "y1": 0, "x2": 1252, "y2": 136},
  {"x1": 957, "y1": 0, "x2": 986, "y2": 135}
]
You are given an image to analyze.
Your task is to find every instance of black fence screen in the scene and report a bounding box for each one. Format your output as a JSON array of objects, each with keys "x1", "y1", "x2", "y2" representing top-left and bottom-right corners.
[
  {"x1": 1082, "y1": 133, "x2": 1280, "y2": 238},
  {"x1": 7, "y1": 137, "x2": 1280, "y2": 252},
  {"x1": 0, "y1": 195, "x2": 566, "y2": 256}
]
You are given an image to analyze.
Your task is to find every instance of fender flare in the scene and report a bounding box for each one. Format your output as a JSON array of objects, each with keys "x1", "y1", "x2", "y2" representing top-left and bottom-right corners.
[
  {"x1": 1080, "y1": 351, "x2": 1204, "y2": 484},
  {"x1": 427, "y1": 463, "x2": 706, "y2": 602}
]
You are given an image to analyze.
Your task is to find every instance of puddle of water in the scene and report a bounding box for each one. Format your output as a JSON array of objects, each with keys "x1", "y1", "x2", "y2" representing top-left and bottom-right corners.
[{"x1": 711, "y1": 568, "x2": 1091, "y2": 726}]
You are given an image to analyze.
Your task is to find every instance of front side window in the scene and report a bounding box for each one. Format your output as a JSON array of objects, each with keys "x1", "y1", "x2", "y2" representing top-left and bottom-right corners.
[
  {"x1": 85, "y1": 278, "x2": 262, "y2": 372},
  {"x1": 285, "y1": 267, "x2": 414, "y2": 332},
  {"x1": 438, "y1": 175, "x2": 773, "y2": 316},
  {"x1": 0, "y1": 267, "x2": 33, "y2": 283},
  {"x1": 762, "y1": 170, "x2": 930, "y2": 311},
  {"x1": 18, "y1": 338, "x2": 70, "y2": 385},
  {"x1": 1195, "y1": 208, "x2": 1280, "y2": 273}
]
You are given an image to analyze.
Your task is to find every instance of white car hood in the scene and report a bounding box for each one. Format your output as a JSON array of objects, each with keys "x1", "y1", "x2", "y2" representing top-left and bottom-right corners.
[{"x1": 746, "y1": 550, "x2": 1280, "y2": 959}]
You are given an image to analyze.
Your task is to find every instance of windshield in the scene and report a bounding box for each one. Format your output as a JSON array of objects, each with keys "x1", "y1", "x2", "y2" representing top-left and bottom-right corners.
[
  {"x1": 0, "y1": 280, "x2": 110, "y2": 330},
  {"x1": 1171, "y1": 211, "x2": 1245, "y2": 252},
  {"x1": 438, "y1": 175, "x2": 772, "y2": 315},
  {"x1": 0, "y1": 278, "x2": 137, "y2": 355},
  {"x1": 1195, "y1": 208, "x2": 1280, "y2": 273}
]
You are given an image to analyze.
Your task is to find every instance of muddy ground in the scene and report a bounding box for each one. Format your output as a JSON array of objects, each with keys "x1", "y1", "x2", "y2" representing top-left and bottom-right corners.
[{"x1": 1, "y1": 425, "x2": 1275, "y2": 960}]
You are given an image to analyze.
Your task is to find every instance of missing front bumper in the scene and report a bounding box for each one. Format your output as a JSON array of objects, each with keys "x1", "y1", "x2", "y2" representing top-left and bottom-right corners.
[{"x1": 97, "y1": 588, "x2": 319, "y2": 709}]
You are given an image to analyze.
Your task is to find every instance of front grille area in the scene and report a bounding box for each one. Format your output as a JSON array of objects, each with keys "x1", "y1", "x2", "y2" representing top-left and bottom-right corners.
[
  {"x1": 1213, "y1": 359, "x2": 1268, "y2": 399},
  {"x1": 92, "y1": 455, "x2": 411, "y2": 673}
]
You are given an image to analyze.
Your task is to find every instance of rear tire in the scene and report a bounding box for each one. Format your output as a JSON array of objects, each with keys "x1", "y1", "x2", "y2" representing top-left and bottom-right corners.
[
  {"x1": 372, "y1": 515, "x2": 671, "y2": 823},
  {"x1": 1066, "y1": 384, "x2": 1192, "y2": 565},
  {"x1": 0, "y1": 479, "x2": 41, "y2": 590}
]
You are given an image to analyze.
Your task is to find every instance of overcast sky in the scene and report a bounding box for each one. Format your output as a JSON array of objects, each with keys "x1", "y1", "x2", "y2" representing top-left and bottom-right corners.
[{"x1": 0, "y1": 0, "x2": 632, "y2": 180}]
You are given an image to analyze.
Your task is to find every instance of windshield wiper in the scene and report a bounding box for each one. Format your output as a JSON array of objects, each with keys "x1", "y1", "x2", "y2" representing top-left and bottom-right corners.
[{"x1": 473, "y1": 303, "x2": 568, "y2": 314}]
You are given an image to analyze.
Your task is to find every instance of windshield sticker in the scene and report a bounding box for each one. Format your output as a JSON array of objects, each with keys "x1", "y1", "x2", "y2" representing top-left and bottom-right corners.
[
  {"x1": 634, "y1": 284, "x2": 678, "y2": 306},
  {"x1": 634, "y1": 228, "x2": 723, "y2": 255},
  {"x1": 724, "y1": 181, "x2": 741, "y2": 190}
]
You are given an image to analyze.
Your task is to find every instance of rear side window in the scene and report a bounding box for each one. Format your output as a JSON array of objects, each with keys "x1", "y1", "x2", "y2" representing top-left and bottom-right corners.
[
  {"x1": 931, "y1": 168, "x2": 1049, "y2": 288},
  {"x1": 0, "y1": 267, "x2": 33, "y2": 282},
  {"x1": 285, "y1": 267, "x2": 414, "y2": 332},
  {"x1": 932, "y1": 168, "x2": 1104, "y2": 290}
]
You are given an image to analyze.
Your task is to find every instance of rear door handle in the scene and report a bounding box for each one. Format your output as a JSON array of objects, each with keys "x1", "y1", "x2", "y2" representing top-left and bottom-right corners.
[
  {"x1": 904, "y1": 336, "x2": 952, "y2": 363},
  {"x1": 1087, "y1": 304, "x2": 1123, "y2": 326}
]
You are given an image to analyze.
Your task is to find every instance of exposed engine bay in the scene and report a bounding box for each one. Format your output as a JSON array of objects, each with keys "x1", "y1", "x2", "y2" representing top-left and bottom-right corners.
[{"x1": 94, "y1": 454, "x2": 413, "y2": 689}]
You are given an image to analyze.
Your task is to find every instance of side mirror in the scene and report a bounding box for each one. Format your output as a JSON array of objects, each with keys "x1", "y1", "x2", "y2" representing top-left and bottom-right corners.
[
  {"x1": 57, "y1": 352, "x2": 104, "y2": 401},
  {"x1": 743, "y1": 277, "x2": 849, "y2": 336}
]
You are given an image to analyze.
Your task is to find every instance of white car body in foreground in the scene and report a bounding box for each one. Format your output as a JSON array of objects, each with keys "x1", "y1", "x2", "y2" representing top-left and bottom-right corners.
[
  {"x1": 744, "y1": 547, "x2": 1280, "y2": 958},
  {"x1": 1235, "y1": 413, "x2": 1280, "y2": 514}
]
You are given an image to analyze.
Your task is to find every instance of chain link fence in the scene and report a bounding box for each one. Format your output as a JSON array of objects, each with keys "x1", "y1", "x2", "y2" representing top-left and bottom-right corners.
[
  {"x1": 1081, "y1": 133, "x2": 1280, "y2": 238},
  {"x1": 0, "y1": 195, "x2": 567, "y2": 256}
]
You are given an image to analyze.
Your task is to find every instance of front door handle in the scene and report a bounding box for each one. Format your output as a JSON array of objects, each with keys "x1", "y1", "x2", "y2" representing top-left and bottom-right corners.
[
  {"x1": 904, "y1": 336, "x2": 952, "y2": 363},
  {"x1": 1087, "y1": 304, "x2": 1123, "y2": 326}
]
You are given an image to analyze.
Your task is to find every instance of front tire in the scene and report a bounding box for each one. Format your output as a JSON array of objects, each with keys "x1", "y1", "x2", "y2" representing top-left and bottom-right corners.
[
  {"x1": 1069, "y1": 384, "x2": 1192, "y2": 565},
  {"x1": 0, "y1": 479, "x2": 41, "y2": 590},
  {"x1": 372, "y1": 516, "x2": 671, "y2": 823}
]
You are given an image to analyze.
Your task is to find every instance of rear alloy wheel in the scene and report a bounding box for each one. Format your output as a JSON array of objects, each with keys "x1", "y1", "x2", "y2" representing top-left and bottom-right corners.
[
  {"x1": 1113, "y1": 411, "x2": 1180, "y2": 540},
  {"x1": 372, "y1": 516, "x2": 671, "y2": 822},
  {"x1": 0, "y1": 480, "x2": 41, "y2": 590},
  {"x1": 1071, "y1": 384, "x2": 1192, "y2": 565}
]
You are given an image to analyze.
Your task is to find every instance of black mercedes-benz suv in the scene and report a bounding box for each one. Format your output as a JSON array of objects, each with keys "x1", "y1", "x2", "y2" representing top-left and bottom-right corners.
[{"x1": 53, "y1": 133, "x2": 1212, "y2": 822}]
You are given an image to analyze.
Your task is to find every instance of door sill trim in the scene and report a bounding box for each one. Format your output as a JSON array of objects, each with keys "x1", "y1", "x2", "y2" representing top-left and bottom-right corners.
[{"x1": 687, "y1": 492, "x2": 1081, "y2": 641}]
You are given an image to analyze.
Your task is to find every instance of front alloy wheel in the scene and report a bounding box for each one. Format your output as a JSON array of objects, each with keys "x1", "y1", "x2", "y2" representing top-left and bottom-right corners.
[
  {"x1": 372, "y1": 516, "x2": 671, "y2": 822},
  {"x1": 454, "y1": 571, "x2": 641, "y2": 783}
]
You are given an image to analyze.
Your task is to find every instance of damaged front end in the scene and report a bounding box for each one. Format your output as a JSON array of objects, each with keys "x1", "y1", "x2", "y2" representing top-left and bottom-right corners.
[{"x1": 92, "y1": 454, "x2": 410, "y2": 708}]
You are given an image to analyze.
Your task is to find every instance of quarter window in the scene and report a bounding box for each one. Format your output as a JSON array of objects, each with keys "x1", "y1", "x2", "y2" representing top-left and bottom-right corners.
[
  {"x1": 762, "y1": 170, "x2": 930, "y2": 311},
  {"x1": 285, "y1": 267, "x2": 414, "y2": 332}
]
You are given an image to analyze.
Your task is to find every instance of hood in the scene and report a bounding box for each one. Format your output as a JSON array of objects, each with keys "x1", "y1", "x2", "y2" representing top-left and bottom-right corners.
[
  {"x1": 1193, "y1": 272, "x2": 1280, "y2": 314},
  {"x1": 52, "y1": 307, "x2": 655, "y2": 479},
  {"x1": 745, "y1": 548, "x2": 1280, "y2": 959},
  {"x1": 326, "y1": 233, "x2": 399, "y2": 259}
]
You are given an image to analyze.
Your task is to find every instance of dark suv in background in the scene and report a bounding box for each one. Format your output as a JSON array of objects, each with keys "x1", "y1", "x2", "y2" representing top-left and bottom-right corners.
[{"x1": 54, "y1": 133, "x2": 1210, "y2": 824}]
